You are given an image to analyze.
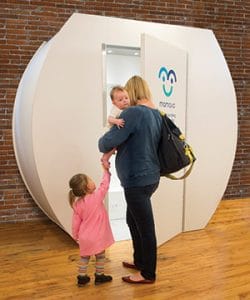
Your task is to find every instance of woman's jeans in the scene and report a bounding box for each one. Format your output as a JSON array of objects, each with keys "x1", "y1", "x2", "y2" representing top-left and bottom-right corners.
[{"x1": 124, "y1": 182, "x2": 159, "y2": 280}]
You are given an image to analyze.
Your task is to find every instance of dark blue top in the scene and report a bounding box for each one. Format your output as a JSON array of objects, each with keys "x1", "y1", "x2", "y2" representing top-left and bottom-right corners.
[{"x1": 98, "y1": 105, "x2": 162, "y2": 188}]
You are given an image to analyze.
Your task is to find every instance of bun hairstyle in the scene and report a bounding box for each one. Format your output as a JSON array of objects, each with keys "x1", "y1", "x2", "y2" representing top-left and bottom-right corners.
[{"x1": 69, "y1": 173, "x2": 89, "y2": 207}]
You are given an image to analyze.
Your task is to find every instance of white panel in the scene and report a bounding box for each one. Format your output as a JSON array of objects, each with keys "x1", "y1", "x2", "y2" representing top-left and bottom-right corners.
[
  {"x1": 141, "y1": 33, "x2": 188, "y2": 243},
  {"x1": 141, "y1": 33, "x2": 188, "y2": 126},
  {"x1": 153, "y1": 179, "x2": 184, "y2": 244},
  {"x1": 183, "y1": 31, "x2": 238, "y2": 230},
  {"x1": 31, "y1": 14, "x2": 108, "y2": 233},
  {"x1": 13, "y1": 42, "x2": 59, "y2": 224}
]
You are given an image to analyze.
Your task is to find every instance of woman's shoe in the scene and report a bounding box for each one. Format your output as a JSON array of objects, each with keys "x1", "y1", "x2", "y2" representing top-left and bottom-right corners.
[
  {"x1": 77, "y1": 275, "x2": 90, "y2": 286},
  {"x1": 94, "y1": 273, "x2": 113, "y2": 285},
  {"x1": 122, "y1": 275, "x2": 155, "y2": 284},
  {"x1": 122, "y1": 261, "x2": 139, "y2": 270}
]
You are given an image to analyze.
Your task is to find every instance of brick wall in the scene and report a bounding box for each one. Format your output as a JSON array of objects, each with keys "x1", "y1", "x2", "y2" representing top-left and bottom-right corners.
[{"x1": 0, "y1": 0, "x2": 249, "y2": 222}]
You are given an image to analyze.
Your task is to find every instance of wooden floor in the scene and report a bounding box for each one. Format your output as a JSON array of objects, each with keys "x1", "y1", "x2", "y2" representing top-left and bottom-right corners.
[{"x1": 0, "y1": 199, "x2": 250, "y2": 300}]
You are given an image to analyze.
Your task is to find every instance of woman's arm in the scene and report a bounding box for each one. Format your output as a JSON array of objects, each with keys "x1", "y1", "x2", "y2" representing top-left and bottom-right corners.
[
  {"x1": 99, "y1": 107, "x2": 140, "y2": 153},
  {"x1": 101, "y1": 148, "x2": 116, "y2": 169}
]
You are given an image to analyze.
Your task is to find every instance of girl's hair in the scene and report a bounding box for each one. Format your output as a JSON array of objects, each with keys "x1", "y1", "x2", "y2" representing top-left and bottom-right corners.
[
  {"x1": 110, "y1": 85, "x2": 125, "y2": 100},
  {"x1": 68, "y1": 173, "x2": 89, "y2": 207},
  {"x1": 125, "y1": 75, "x2": 152, "y2": 106}
]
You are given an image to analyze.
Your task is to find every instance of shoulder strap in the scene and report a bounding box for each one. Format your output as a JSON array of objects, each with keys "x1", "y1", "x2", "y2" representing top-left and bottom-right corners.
[{"x1": 165, "y1": 160, "x2": 195, "y2": 180}]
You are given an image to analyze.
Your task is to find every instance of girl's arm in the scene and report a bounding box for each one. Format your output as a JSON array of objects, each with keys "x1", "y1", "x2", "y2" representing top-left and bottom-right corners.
[{"x1": 95, "y1": 169, "x2": 111, "y2": 201}]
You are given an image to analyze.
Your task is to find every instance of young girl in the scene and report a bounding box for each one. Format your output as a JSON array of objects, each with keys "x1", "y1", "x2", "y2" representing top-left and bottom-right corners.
[{"x1": 69, "y1": 166, "x2": 114, "y2": 286}]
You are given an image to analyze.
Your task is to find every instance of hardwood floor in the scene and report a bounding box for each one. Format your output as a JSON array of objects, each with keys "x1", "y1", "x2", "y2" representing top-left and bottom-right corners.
[{"x1": 0, "y1": 199, "x2": 250, "y2": 300}]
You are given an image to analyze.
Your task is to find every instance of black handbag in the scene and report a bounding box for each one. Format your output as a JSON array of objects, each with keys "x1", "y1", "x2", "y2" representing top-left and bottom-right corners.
[{"x1": 158, "y1": 111, "x2": 196, "y2": 180}]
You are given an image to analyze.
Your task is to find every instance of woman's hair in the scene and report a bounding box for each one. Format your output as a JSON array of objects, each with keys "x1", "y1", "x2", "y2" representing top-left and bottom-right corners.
[
  {"x1": 125, "y1": 75, "x2": 152, "y2": 106},
  {"x1": 68, "y1": 173, "x2": 89, "y2": 207},
  {"x1": 110, "y1": 85, "x2": 125, "y2": 100}
]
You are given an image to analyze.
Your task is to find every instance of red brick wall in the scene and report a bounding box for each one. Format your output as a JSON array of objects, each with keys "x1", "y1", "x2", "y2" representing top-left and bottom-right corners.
[{"x1": 0, "y1": 1, "x2": 249, "y2": 222}]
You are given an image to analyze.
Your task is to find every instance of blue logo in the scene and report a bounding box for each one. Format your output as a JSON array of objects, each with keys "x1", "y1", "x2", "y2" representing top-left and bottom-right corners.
[{"x1": 158, "y1": 67, "x2": 177, "y2": 97}]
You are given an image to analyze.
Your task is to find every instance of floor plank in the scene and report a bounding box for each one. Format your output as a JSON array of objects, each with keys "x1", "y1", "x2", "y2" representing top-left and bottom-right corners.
[{"x1": 0, "y1": 199, "x2": 250, "y2": 300}]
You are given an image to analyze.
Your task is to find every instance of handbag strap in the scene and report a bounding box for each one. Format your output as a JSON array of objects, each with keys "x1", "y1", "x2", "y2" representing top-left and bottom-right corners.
[{"x1": 165, "y1": 159, "x2": 195, "y2": 180}]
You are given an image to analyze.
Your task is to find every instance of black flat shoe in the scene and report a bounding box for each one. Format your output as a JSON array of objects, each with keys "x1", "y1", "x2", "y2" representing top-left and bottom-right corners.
[
  {"x1": 94, "y1": 273, "x2": 112, "y2": 285},
  {"x1": 77, "y1": 275, "x2": 90, "y2": 286}
]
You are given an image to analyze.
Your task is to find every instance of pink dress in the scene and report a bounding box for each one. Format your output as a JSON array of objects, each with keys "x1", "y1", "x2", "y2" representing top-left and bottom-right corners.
[{"x1": 72, "y1": 170, "x2": 115, "y2": 256}]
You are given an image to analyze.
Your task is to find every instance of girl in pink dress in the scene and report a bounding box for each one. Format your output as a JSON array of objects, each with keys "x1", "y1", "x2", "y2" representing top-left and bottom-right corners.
[{"x1": 69, "y1": 167, "x2": 114, "y2": 286}]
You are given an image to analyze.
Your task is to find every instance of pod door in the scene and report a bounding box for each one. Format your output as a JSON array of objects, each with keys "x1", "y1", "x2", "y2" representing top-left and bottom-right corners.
[{"x1": 141, "y1": 34, "x2": 188, "y2": 245}]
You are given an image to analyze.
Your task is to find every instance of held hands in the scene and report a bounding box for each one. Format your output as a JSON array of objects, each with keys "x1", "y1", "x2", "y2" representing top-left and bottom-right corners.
[
  {"x1": 101, "y1": 160, "x2": 111, "y2": 176},
  {"x1": 101, "y1": 148, "x2": 116, "y2": 170},
  {"x1": 101, "y1": 158, "x2": 111, "y2": 170}
]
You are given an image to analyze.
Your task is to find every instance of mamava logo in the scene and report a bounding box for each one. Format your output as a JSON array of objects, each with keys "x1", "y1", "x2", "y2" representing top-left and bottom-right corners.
[{"x1": 158, "y1": 67, "x2": 177, "y2": 97}]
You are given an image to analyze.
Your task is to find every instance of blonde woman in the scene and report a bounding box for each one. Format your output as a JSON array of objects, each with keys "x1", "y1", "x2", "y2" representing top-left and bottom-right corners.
[{"x1": 99, "y1": 76, "x2": 162, "y2": 284}]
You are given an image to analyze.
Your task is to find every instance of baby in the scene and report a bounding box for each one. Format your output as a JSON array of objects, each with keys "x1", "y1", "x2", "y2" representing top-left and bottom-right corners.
[
  {"x1": 108, "y1": 85, "x2": 130, "y2": 128},
  {"x1": 101, "y1": 86, "x2": 130, "y2": 168}
]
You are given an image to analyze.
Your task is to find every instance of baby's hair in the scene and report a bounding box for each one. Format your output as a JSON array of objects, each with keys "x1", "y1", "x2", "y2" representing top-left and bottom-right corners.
[
  {"x1": 110, "y1": 85, "x2": 125, "y2": 100},
  {"x1": 69, "y1": 173, "x2": 89, "y2": 207}
]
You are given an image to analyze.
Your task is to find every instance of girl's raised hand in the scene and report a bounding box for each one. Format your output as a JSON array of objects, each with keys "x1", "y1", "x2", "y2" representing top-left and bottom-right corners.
[{"x1": 101, "y1": 158, "x2": 110, "y2": 170}]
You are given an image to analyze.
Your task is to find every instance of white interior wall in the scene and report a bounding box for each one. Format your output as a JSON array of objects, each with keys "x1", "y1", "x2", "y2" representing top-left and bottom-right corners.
[
  {"x1": 106, "y1": 52, "x2": 139, "y2": 240},
  {"x1": 106, "y1": 53, "x2": 140, "y2": 191}
]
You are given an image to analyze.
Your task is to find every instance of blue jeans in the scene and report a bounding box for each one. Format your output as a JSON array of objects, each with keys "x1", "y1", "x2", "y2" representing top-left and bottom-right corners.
[{"x1": 124, "y1": 182, "x2": 159, "y2": 280}]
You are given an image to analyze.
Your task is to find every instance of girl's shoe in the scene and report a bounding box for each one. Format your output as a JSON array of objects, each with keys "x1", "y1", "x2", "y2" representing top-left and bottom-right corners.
[
  {"x1": 94, "y1": 273, "x2": 112, "y2": 285},
  {"x1": 77, "y1": 275, "x2": 90, "y2": 286}
]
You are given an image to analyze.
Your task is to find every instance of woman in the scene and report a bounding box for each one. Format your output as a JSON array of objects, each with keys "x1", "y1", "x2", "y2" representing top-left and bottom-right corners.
[{"x1": 98, "y1": 76, "x2": 162, "y2": 284}]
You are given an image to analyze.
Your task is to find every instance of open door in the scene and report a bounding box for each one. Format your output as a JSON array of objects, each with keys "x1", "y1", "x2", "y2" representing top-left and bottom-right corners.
[{"x1": 141, "y1": 33, "x2": 188, "y2": 245}]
